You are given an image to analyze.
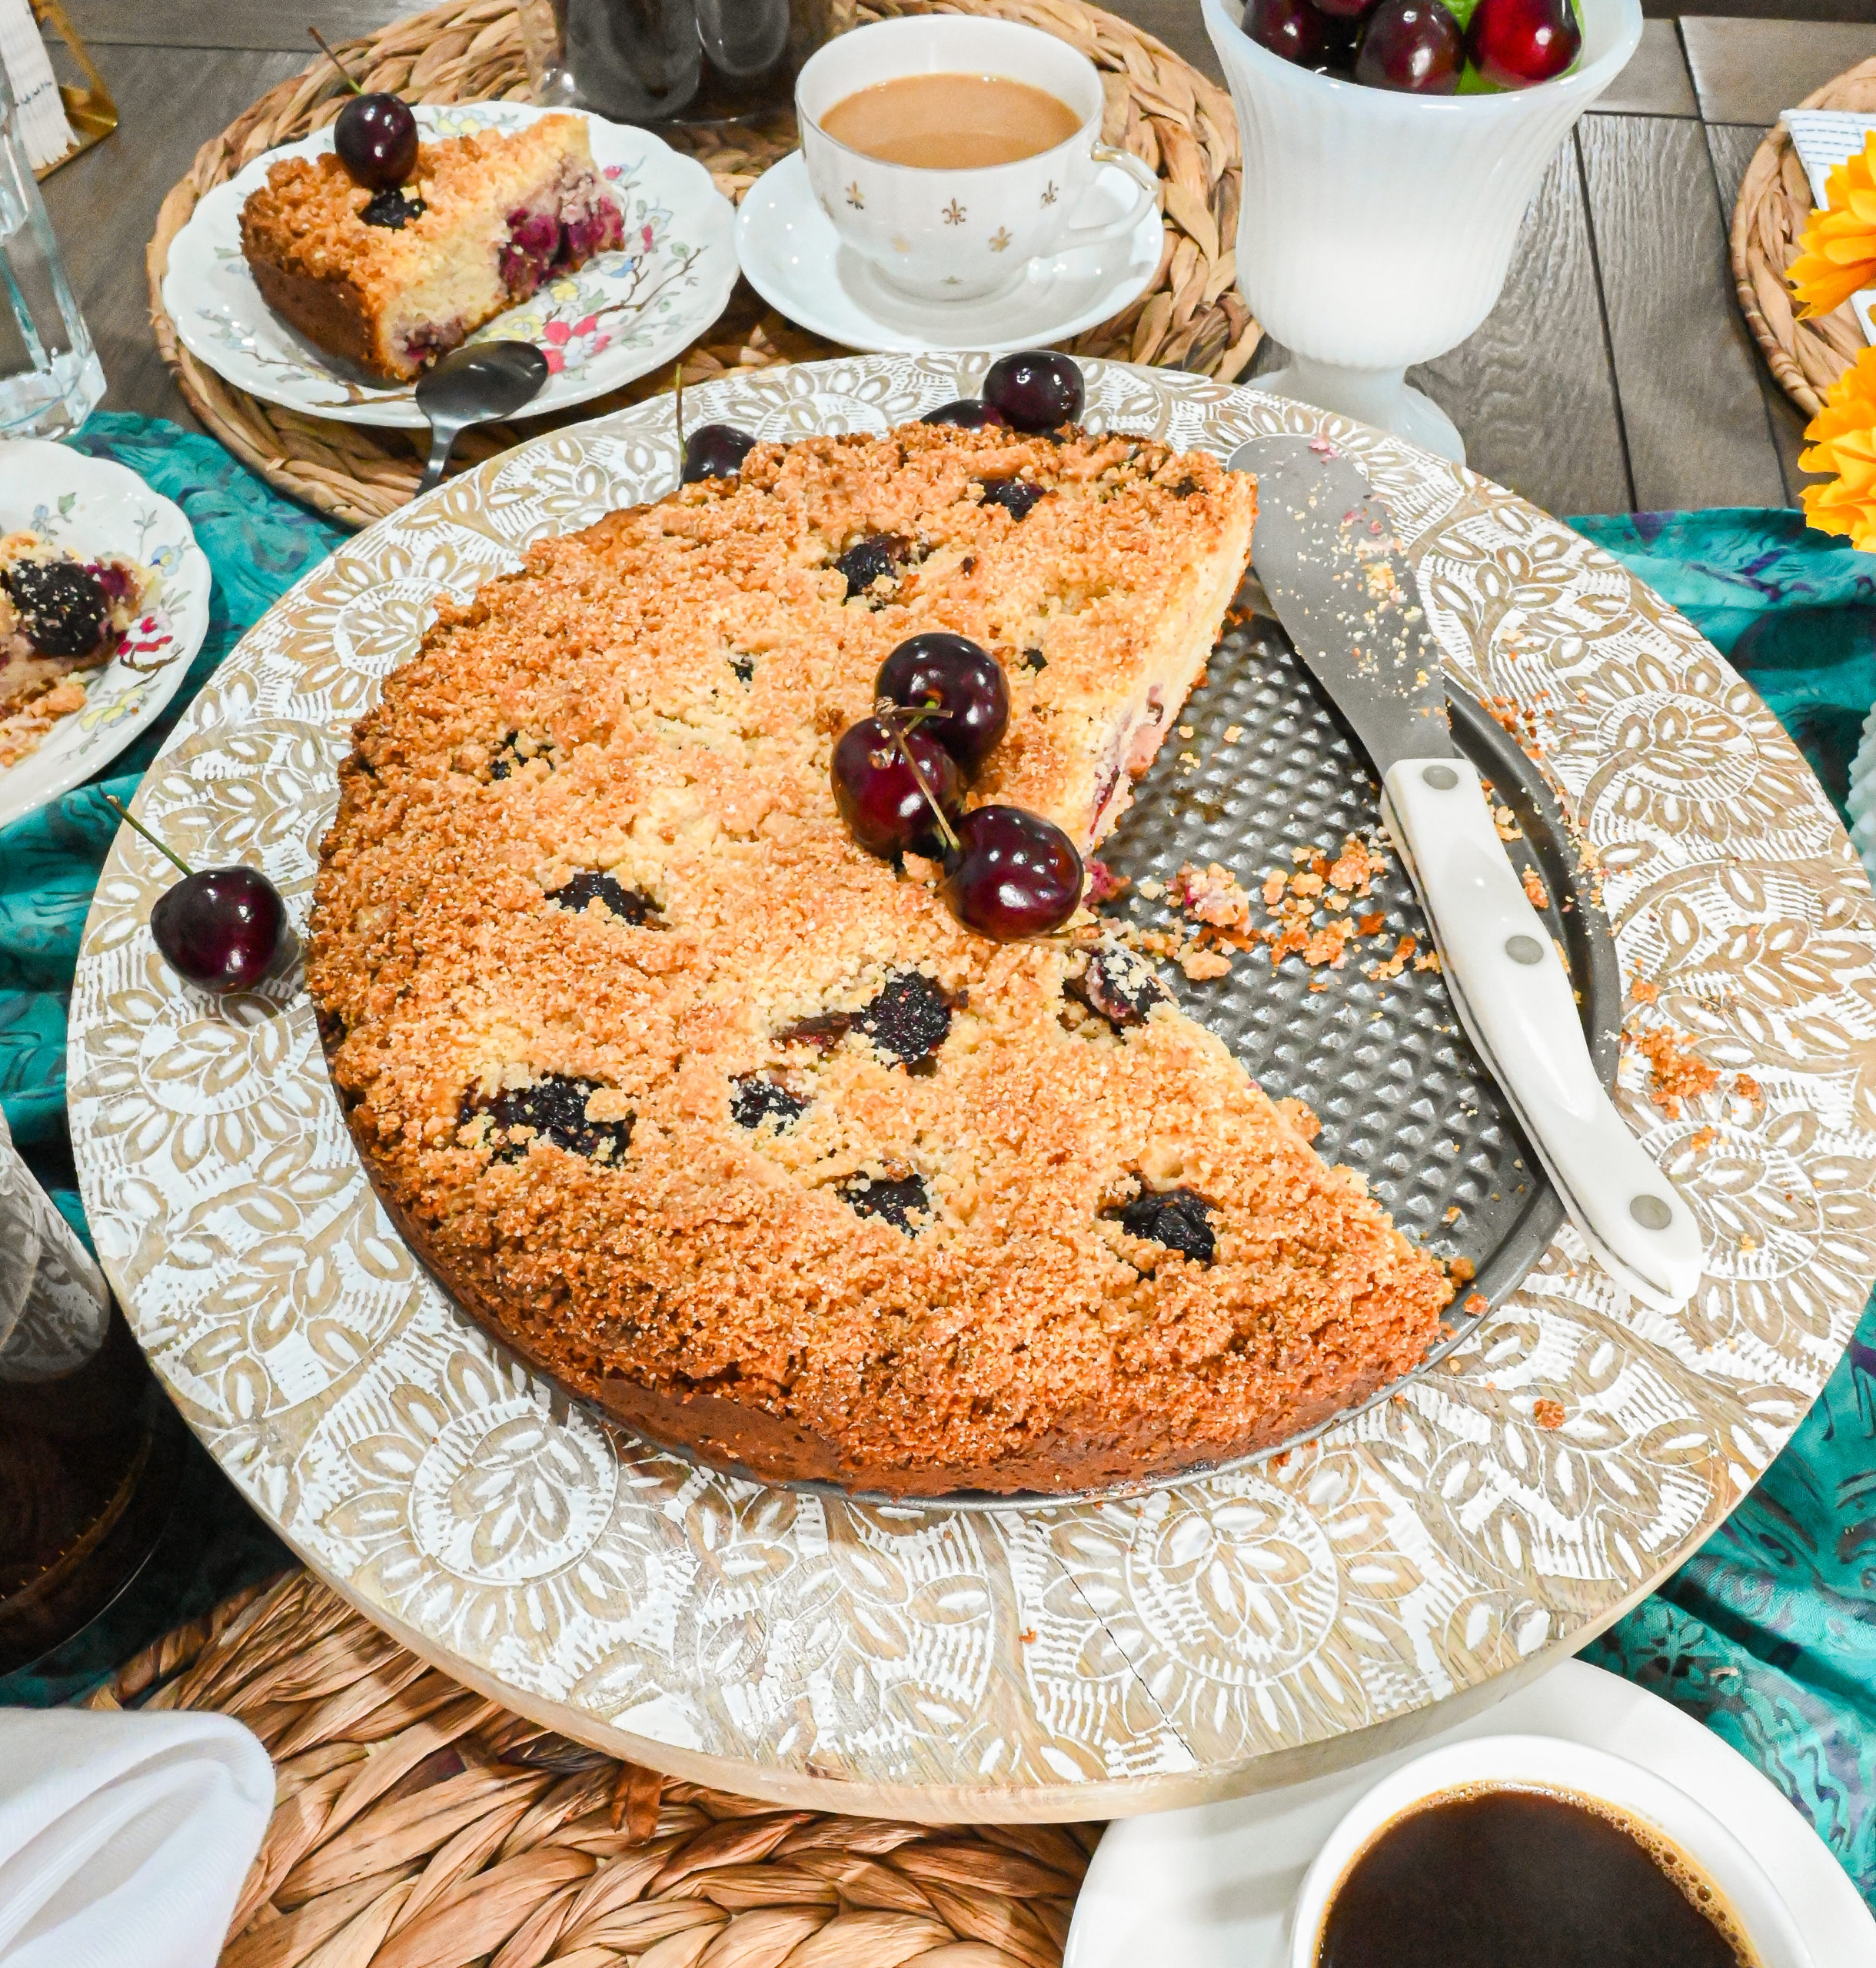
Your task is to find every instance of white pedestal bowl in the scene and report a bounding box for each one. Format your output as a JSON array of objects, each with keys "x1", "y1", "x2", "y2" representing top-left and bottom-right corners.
[{"x1": 1202, "y1": 0, "x2": 1642, "y2": 461}]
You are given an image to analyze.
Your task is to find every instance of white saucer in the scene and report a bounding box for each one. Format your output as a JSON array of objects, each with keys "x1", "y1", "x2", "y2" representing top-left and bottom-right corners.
[
  {"x1": 735, "y1": 150, "x2": 1163, "y2": 355},
  {"x1": 1063, "y1": 1659, "x2": 1874, "y2": 1968}
]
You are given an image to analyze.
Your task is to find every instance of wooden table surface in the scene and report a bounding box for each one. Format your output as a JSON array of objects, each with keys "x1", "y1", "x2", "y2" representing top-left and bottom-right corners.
[{"x1": 42, "y1": 3, "x2": 1876, "y2": 519}]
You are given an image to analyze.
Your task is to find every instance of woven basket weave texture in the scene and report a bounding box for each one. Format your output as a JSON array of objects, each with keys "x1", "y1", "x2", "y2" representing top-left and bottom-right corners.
[
  {"x1": 84, "y1": 1571, "x2": 1097, "y2": 1968},
  {"x1": 1730, "y1": 55, "x2": 1876, "y2": 420},
  {"x1": 147, "y1": 0, "x2": 1254, "y2": 528}
]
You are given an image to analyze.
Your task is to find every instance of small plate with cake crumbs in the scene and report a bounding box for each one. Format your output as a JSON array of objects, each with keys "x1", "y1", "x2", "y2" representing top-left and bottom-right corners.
[
  {"x1": 0, "y1": 442, "x2": 210, "y2": 831},
  {"x1": 161, "y1": 101, "x2": 737, "y2": 430}
]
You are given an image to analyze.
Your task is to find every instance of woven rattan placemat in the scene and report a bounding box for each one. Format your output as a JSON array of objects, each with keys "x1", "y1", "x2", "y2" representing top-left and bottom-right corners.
[
  {"x1": 147, "y1": 0, "x2": 1253, "y2": 528},
  {"x1": 1730, "y1": 55, "x2": 1876, "y2": 420},
  {"x1": 84, "y1": 1571, "x2": 1096, "y2": 1967}
]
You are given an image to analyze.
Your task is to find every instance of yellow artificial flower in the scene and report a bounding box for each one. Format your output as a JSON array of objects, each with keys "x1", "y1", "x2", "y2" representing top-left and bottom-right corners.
[
  {"x1": 1800, "y1": 344, "x2": 1876, "y2": 551},
  {"x1": 1788, "y1": 132, "x2": 1876, "y2": 317}
]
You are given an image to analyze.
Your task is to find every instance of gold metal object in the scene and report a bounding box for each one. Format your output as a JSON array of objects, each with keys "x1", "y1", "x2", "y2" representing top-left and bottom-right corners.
[{"x1": 28, "y1": 0, "x2": 118, "y2": 181}]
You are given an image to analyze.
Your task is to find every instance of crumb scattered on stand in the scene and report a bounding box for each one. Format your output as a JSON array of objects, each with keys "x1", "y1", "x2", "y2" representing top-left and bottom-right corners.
[
  {"x1": 1533, "y1": 1398, "x2": 1565, "y2": 1431},
  {"x1": 1521, "y1": 866, "x2": 1550, "y2": 910},
  {"x1": 1631, "y1": 974, "x2": 1659, "y2": 1005},
  {"x1": 1688, "y1": 1125, "x2": 1716, "y2": 1155},
  {"x1": 1018, "y1": 1627, "x2": 1037, "y2": 1644},
  {"x1": 1463, "y1": 1292, "x2": 1486, "y2": 1315},
  {"x1": 1638, "y1": 1028, "x2": 1720, "y2": 1118},
  {"x1": 1735, "y1": 1072, "x2": 1764, "y2": 1109}
]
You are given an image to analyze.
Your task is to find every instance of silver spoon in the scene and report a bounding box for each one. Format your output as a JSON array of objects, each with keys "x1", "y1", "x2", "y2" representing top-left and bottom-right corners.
[{"x1": 414, "y1": 341, "x2": 551, "y2": 494}]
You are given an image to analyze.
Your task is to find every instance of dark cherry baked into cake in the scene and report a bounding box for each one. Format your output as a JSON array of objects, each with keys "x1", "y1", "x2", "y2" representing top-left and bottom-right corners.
[
  {"x1": 310, "y1": 393, "x2": 1452, "y2": 1494},
  {"x1": 240, "y1": 114, "x2": 624, "y2": 384}
]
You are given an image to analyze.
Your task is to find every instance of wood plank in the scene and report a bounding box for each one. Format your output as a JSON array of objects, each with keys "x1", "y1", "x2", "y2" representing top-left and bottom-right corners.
[
  {"x1": 40, "y1": 45, "x2": 308, "y2": 425},
  {"x1": 1578, "y1": 111, "x2": 1786, "y2": 511},
  {"x1": 1595, "y1": 18, "x2": 1698, "y2": 119},
  {"x1": 1704, "y1": 118, "x2": 1813, "y2": 507},
  {"x1": 1681, "y1": 16, "x2": 1876, "y2": 128},
  {"x1": 63, "y1": 0, "x2": 410, "y2": 51},
  {"x1": 1413, "y1": 140, "x2": 1632, "y2": 515}
]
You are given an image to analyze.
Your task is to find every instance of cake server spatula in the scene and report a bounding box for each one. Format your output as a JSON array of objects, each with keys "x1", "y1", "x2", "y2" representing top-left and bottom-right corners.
[{"x1": 1228, "y1": 432, "x2": 1702, "y2": 1315}]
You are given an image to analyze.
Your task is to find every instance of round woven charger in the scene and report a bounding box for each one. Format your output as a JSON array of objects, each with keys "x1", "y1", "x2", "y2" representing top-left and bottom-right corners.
[
  {"x1": 85, "y1": 1570, "x2": 1096, "y2": 1968},
  {"x1": 146, "y1": 0, "x2": 1252, "y2": 529},
  {"x1": 1730, "y1": 54, "x2": 1876, "y2": 420}
]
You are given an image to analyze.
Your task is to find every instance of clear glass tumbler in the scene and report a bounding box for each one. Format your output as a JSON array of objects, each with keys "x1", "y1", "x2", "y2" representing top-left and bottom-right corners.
[{"x1": 0, "y1": 60, "x2": 103, "y2": 439}]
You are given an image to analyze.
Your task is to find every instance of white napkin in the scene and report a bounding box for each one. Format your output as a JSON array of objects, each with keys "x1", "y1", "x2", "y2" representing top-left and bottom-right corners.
[
  {"x1": 1781, "y1": 108, "x2": 1876, "y2": 348},
  {"x1": 0, "y1": 1710, "x2": 273, "y2": 1968},
  {"x1": 0, "y1": 0, "x2": 74, "y2": 174}
]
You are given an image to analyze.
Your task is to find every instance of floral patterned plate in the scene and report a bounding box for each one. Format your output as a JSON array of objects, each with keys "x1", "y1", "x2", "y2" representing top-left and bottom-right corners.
[
  {"x1": 159, "y1": 102, "x2": 737, "y2": 431},
  {"x1": 0, "y1": 442, "x2": 211, "y2": 831},
  {"x1": 68, "y1": 360, "x2": 1876, "y2": 1816}
]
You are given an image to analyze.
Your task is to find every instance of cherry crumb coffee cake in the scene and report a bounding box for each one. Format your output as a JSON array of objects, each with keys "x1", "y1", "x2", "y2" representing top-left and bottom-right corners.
[
  {"x1": 310, "y1": 414, "x2": 1452, "y2": 1495},
  {"x1": 240, "y1": 114, "x2": 623, "y2": 384}
]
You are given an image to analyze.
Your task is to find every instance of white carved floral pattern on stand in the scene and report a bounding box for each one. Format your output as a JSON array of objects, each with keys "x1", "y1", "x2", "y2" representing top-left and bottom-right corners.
[{"x1": 67, "y1": 357, "x2": 1876, "y2": 1809}]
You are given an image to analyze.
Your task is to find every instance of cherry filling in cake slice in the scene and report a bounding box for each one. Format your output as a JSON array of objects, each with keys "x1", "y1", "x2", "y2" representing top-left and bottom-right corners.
[{"x1": 241, "y1": 115, "x2": 625, "y2": 384}]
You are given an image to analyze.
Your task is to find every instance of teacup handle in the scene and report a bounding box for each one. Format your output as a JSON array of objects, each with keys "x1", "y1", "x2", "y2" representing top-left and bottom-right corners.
[{"x1": 1065, "y1": 145, "x2": 1162, "y2": 250}]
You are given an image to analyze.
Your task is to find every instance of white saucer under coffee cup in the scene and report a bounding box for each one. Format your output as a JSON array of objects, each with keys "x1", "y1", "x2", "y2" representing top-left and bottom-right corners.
[
  {"x1": 794, "y1": 15, "x2": 1159, "y2": 304},
  {"x1": 1286, "y1": 1734, "x2": 1812, "y2": 1968}
]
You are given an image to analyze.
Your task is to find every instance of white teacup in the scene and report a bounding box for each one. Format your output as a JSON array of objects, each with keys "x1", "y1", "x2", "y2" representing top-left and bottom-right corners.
[
  {"x1": 1287, "y1": 1735, "x2": 1812, "y2": 1968},
  {"x1": 796, "y1": 15, "x2": 1159, "y2": 304}
]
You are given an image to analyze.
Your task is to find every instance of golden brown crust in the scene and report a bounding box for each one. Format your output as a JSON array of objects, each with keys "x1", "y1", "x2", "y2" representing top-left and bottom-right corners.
[
  {"x1": 310, "y1": 421, "x2": 1452, "y2": 1495},
  {"x1": 239, "y1": 115, "x2": 613, "y2": 384}
]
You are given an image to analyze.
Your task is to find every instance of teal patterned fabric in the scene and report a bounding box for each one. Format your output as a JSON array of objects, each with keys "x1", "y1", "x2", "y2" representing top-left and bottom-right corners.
[{"x1": 5, "y1": 427, "x2": 1876, "y2": 1898}]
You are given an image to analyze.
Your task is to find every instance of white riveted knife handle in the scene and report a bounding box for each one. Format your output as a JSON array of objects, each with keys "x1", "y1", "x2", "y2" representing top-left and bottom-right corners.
[{"x1": 1380, "y1": 755, "x2": 1704, "y2": 1315}]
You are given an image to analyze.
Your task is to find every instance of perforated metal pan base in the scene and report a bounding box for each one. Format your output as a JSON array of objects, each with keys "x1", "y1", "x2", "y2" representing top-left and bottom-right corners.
[{"x1": 627, "y1": 607, "x2": 1624, "y2": 1511}]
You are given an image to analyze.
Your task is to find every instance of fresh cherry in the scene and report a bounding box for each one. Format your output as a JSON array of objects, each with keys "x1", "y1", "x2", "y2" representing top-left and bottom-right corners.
[
  {"x1": 940, "y1": 805, "x2": 1083, "y2": 941},
  {"x1": 1466, "y1": 0, "x2": 1582, "y2": 87},
  {"x1": 831, "y1": 716, "x2": 964, "y2": 859},
  {"x1": 107, "y1": 796, "x2": 291, "y2": 992},
  {"x1": 983, "y1": 351, "x2": 1084, "y2": 433},
  {"x1": 1355, "y1": 0, "x2": 1463, "y2": 91},
  {"x1": 681, "y1": 423, "x2": 757, "y2": 483},
  {"x1": 311, "y1": 27, "x2": 420, "y2": 190},
  {"x1": 875, "y1": 633, "x2": 1009, "y2": 776},
  {"x1": 922, "y1": 399, "x2": 1008, "y2": 430},
  {"x1": 1312, "y1": 0, "x2": 1378, "y2": 19},
  {"x1": 1242, "y1": 0, "x2": 1329, "y2": 65},
  {"x1": 334, "y1": 93, "x2": 419, "y2": 189}
]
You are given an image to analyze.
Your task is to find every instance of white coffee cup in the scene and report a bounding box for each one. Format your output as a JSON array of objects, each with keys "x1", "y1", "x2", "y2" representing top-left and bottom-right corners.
[
  {"x1": 1286, "y1": 1734, "x2": 1812, "y2": 1968},
  {"x1": 795, "y1": 15, "x2": 1159, "y2": 304}
]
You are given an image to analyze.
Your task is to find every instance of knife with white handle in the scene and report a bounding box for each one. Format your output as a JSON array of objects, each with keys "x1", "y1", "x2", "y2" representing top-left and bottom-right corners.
[{"x1": 1228, "y1": 434, "x2": 1702, "y2": 1315}]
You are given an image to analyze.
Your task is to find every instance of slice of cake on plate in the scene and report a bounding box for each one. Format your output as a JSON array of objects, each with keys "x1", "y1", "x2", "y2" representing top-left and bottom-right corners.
[
  {"x1": 240, "y1": 114, "x2": 624, "y2": 384},
  {"x1": 309, "y1": 419, "x2": 1453, "y2": 1495}
]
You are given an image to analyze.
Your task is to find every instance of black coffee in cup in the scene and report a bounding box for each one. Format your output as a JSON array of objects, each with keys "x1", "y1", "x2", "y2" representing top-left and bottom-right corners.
[{"x1": 1316, "y1": 1784, "x2": 1755, "y2": 1968}]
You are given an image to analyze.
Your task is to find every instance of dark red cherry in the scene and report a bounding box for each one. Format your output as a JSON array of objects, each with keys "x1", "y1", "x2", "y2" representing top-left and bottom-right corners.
[
  {"x1": 108, "y1": 795, "x2": 291, "y2": 990},
  {"x1": 983, "y1": 352, "x2": 1084, "y2": 433},
  {"x1": 1312, "y1": 0, "x2": 1377, "y2": 20},
  {"x1": 334, "y1": 92, "x2": 418, "y2": 191},
  {"x1": 1466, "y1": 0, "x2": 1582, "y2": 87},
  {"x1": 153, "y1": 868, "x2": 289, "y2": 990},
  {"x1": 941, "y1": 805, "x2": 1083, "y2": 940},
  {"x1": 875, "y1": 633, "x2": 1009, "y2": 776},
  {"x1": 1242, "y1": 0, "x2": 1329, "y2": 64},
  {"x1": 682, "y1": 424, "x2": 757, "y2": 483},
  {"x1": 922, "y1": 399, "x2": 1008, "y2": 430},
  {"x1": 831, "y1": 716, "x2": 964, "y2": 859},
  {"x1": 1355, "y1": 0, "x2": 1463, "y2": 91}
]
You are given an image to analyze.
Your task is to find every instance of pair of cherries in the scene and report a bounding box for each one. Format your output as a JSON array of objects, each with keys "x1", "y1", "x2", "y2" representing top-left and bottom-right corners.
[
  {"x1": 833, "y1": 637, "x2": 1082, "y2": 942},
  {"x1": 678, "y1": 349, "x2": 1087, "y2": 486},
  {"x1": 1245, "y1": 0, "x2": 1580, "y2": 93}
]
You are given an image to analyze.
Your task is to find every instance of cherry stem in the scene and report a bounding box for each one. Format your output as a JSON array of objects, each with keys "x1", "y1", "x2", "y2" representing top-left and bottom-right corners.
[
  {"x1": 876, "y1": 704, "x2": 960, "y2": 856},
  {"x1": 104, "y1": 795, "x2": 195, "y2": 879},
  {"x1": 308, "y1": 25, "x2": 364, "y2": 94}
]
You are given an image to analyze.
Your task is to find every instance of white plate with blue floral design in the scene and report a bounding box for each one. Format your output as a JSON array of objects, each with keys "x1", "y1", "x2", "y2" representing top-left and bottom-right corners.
[
  {"x1": 160, "y1": 102, "x2": 737, "y2": 430},
  {"x1": 736, "y1": 149, "x2": 1163, "y2": 354},
  {"x1": 0, "y1": 441, "x2": 211, "y2": 831}
]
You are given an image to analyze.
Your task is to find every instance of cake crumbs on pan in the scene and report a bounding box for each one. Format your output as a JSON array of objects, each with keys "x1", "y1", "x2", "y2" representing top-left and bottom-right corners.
[
  {"x1": 1172, "y1": 861, "x2": 1252, "y2": 929},
  {"x1": 1521, "y1": 866, "x2": 1549, "y2": 910},
  {"x1": 1179, "y1": 946, "x2": 1233, "y2": 981},
  {"x1": 1638, "y1": 1027, "x2": 1720, "y2": 1118}
]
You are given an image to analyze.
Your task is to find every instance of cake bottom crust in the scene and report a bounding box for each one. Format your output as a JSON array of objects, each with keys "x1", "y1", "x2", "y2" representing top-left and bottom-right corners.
[
  {"x1": 354, "y1": 1125, "x2": 1432, "y2": 1498},
  {"x1": 249, "y1": 254, "x2": 391, "y2": 382}
]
